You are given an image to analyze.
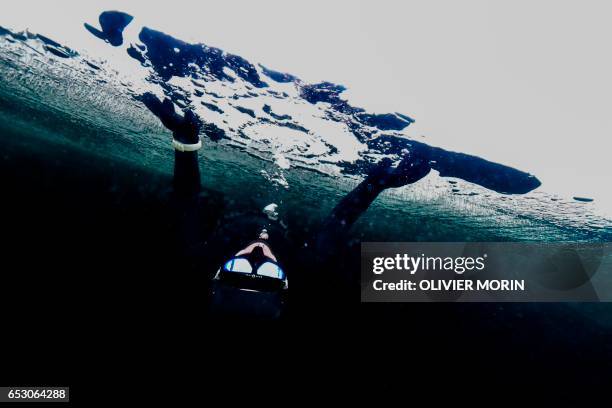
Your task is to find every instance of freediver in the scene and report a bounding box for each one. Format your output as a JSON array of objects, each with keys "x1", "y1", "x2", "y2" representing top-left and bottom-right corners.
[{"x1": 140, "y1": 93, "x2": 431, "y2": 318}]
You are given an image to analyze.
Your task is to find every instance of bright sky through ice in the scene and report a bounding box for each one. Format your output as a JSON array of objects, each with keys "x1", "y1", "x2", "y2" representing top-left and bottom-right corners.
[{"x1": 2, "y1": 0, "x2": 611, "y2": 214}]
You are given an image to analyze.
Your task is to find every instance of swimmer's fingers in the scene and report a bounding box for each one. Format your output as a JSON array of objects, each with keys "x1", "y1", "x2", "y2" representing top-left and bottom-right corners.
[
  {"x1": 139, "y1": 93, "x2": 202, "y2": 144},
  {"x1": 395, "y1": 155, "x2": 431, "y2": 186},
  {"x1": 172, "y1": 109, "x2": 202, "y2": 145},
  {"x1": 140, "y1": 93, "x2": 182, "y2": 131},
  {"x1": 369, "y1": 155, "x2": 430, "y2": 189}
]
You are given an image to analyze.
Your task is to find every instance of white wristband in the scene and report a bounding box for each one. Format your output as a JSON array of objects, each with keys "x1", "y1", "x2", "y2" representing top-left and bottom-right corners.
[{"x1": 172, "y1": 138, "x2": 202, "y2": 152}]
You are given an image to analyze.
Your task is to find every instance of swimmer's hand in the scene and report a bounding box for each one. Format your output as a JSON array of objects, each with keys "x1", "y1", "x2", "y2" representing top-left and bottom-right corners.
[
  {"x1": 367, "y1": 155, "x2": 431, "y2": 189},
  {"x1": 140, "y1": 93, "x2": 201, "y2": 145}
]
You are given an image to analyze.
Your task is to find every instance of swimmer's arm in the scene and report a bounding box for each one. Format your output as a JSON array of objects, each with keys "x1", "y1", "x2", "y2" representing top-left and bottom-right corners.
[
  {"x1": 321, "y1": 155, "x2": 431, "y2": 236},
  {"x1": 172, "y1": 150, "x2": 202, "y2": 253},
  {"x1": 173, "y1": 150, "x2": 201, "y2": 195},
  {"x1": 137, "y1": 93, "x2": 205, "y2": 255},
  {"x1": 321, "y1": 179, "x2": 384, "y2": 236},
  {"x1": 313, "y1": 177, "x2": 384, "y2": 257},
  {"x1": 139, "y1": 92, "x2": 203, "y2": 195}
]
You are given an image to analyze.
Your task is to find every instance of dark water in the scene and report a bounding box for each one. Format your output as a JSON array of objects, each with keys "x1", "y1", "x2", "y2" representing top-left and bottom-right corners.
[
  {"x1": 1, "y1": 22, "x2": 611, "y2": 395},
  {"x1": 2, "y1": 79, "x2": 612, "y2": 394}
]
